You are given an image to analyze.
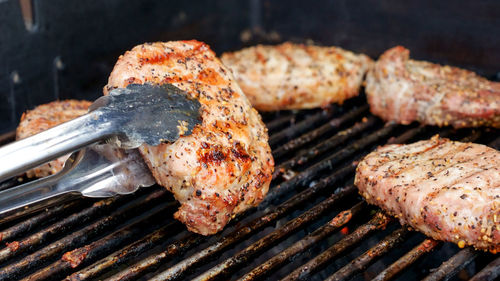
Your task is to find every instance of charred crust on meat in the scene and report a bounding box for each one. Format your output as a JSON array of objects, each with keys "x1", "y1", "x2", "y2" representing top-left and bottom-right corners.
[{"x1": 104, "y1": 40, "x2": 274, "y2": 236}]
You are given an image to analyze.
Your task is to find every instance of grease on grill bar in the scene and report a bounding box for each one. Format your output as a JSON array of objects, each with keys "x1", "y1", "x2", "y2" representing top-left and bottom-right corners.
[
  {"x1": 372, "y1": 239, "x2": 440, "y2": 281},
  {"x1": 238, "y1": 202, "x2": 365, "y2": 281},
  {"x1": 0, "y1": 99, "x2": 498, "y2": 281},
  {"x1": 323, "y1": 228, "x2": 409, "y2": 281},
  {"x1": 0, "y1": 189, "x2": 171, "y2": 281},
  {"x1": 282, "y1": 213, "x2": 393, "y2": 281}
]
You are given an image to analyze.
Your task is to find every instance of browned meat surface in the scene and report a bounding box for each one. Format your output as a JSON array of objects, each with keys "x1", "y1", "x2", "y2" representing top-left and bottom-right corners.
[
  {"x1": 105, "y1": 40, "x2": 274, "y2": 235},
  {"x1": 355, "y1": 136, "x2": 499, "y2": 252},
  {"x1": 16, "y1": 100, "x2": 92, "y2": 178},
  {"x1": 221, "y1": 42, "x2": 373, "y2": 111},
  {"x1": 365, "y1": 46, "x2": 500, "y2": 128}
]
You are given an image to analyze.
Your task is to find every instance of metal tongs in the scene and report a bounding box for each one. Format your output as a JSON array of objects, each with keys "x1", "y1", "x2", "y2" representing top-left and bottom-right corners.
[{"x1": 0, "y1": 83, "x2": 201, "y2": 221}]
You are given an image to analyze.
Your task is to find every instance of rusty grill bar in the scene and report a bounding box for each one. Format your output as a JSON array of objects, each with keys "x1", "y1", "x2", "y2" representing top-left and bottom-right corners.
[{"x1": 0, "y1": 98, "x2": 498, "y2": 281}]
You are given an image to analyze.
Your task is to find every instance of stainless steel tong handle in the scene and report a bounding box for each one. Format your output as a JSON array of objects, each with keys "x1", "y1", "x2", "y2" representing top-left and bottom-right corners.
[
  {"x1": 0, "y1": 145, "x2": 155, "y2": 223},
  {"x1": 0, "y1": 110, "x2": 116, "y2": 182},
  {"x1": 0, "y1": 83, "x2": 202, "y2": 182}
]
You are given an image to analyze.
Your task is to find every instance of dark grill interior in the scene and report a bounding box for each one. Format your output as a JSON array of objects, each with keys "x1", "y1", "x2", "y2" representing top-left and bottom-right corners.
[{"x1": 0, "y1": 95, "x2": 498, "y2": 281}]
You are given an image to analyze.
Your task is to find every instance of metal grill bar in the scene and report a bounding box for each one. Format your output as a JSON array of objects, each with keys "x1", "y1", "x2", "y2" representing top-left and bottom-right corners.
[
  {"x1": 104, "y1": 121, "x2": 424, "y2": 281},
  {"x1": 100, "y1": 120, "x2": 392, "y2": 281},
  {"x1": 422, "y1": 247, "x2": 478, "y2": 281},
  {"x1": 469, "y1": 256, "x2": 500, "y2": 281},
  {"x1": 0, "y1": 196, "x2": 123, "y2": 264},
  {"x1": 103, "y1": 166, "x2": 355, "y2": 281},
  {"x1": 272, "y1": 105, "x2": 369, "y2": 159},
  {"x1": 385, "y1": 126, "x2": 426, "y2": 145},
  {"x1": 103, "y1": 233, "x2": 201, "y2": 281},
  {"x1": 66, "y1": 223, "x2": 182, "y2": 281},
  {"x1": 0, "y1": 98, "x2": 496, "y2": 281},
  {"x1": 372, "y1": 239, "x2": 440, "y2": 281},
  {"x1": 459, "y1": 130, "x2": 482, "y2": 143},
  {"x1": 281, "y1": 213, "x2": 392, "y2": 281},
  {"x1": 0, "y1": 189, "x2": 167, "y2": 280},
  {"x1": 134, "y1": 185, "x2": 358, "y2": 281},
  {"x1": 269, "y1": 105, "x2": 339, "y2": 147},
  {"x1": 275, "y1": 116, "x2": 377, "y2": 176},
  {"x1": 264, "y1": 113, "x2": 295, "y2": 133},
  {"x1": 324, "y1": 228, "x2": 409, "y2": 281},
  {"x1": 0, "y1": 200, "x2": 81, "y2": 242},
  {"x1": 264, "y1": 124, "x2": 399, "y2": 206},
  {"x1": 237, "y1": 202, "x2": 365, "y2": 281},
  {"x1": 22, "y1": 202, "x2": 177, "y2": 281},
  {"x1": 183, "y1": 189, "x2": 360, "y2": 281}
]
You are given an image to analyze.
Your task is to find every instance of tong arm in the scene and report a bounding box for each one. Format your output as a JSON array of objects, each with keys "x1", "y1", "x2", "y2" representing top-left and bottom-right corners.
[
  {"x1": 0, "y1": 146, "x2": 155, "y2": 223},
  {"x1": 0, "y1": 110, "x2": 117, "y2": 182}
]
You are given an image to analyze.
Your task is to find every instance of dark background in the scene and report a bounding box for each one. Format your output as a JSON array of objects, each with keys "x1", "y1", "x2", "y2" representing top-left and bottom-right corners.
[{"x1": 1, "y1": 0, "x2": 499, "y2": 133}]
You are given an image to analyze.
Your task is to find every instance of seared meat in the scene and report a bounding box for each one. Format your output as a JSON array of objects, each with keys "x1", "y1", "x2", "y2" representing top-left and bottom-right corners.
[
  {"x1": 355, "y1": 136, "x2": 499, "y2": 252},
  {"x1": 221, "y1": 42, "x2": 373, "y2": 111},
  {"x1": 16, "y1": 100, "x2": 92, "y2": 178},
  {"x1": 365, "y1": 46, "x2": 500, "y2": 128},
  {"x1": 105, "y1": 40, "x2": 274, "y2": 235}
]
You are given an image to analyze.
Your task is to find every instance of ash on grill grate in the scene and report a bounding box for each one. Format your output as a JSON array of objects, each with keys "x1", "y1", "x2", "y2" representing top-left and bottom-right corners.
[{"x1": 0, "y1": 98, "x2": 498, "y2": 281}]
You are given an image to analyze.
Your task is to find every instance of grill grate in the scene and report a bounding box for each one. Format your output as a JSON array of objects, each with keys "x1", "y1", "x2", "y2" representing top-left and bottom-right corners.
[{"x1": 0, "y1": 97, "x2": 498, "y2": 281}]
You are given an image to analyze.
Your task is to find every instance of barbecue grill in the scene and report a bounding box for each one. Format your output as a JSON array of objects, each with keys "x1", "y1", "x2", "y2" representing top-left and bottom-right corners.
[{"x1": 0, "y1": 1, "x2": 499, "y2": 280}]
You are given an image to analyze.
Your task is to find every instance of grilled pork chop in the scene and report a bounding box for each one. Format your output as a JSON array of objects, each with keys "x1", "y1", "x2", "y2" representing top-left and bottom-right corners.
[
  {"x1": 221, "y1": 42, "x2": 373, "y2": 111},
  {"x1": 355, "y1": 136, "x2": 499, "y2": 252},
  {"x1": 105, "y1": 40, "x2": 274, "y2": 235},
  {"x1": 16, "y1": 100, "x2": 92, "y2": 178},
  {"x1": 365, "y1": 46, "x2": 500, "y2": 128}
]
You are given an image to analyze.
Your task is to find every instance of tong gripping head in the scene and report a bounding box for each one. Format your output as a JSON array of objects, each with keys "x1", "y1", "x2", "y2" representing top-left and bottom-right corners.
[{"x1": 91, "y1": 83, "x2": 202, "y2": 148}]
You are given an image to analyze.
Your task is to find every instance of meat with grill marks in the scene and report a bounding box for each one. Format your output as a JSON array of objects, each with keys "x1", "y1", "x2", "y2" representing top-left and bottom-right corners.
[
  {"x1": 105, "y1": 40, "x2": 274, "y2": 235},
  {"x1": 16, "y1": 100, "x2": 92, "y2": 178},
  {"x1": 221, "y1": 42, "x2": 373, "y2": 111},
  {"x1": 365, "y1": 46, "x2": 500, "y2": 128},
  {"x1": 355, "y1": 136, "x2": 499, "y2": 252}
]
